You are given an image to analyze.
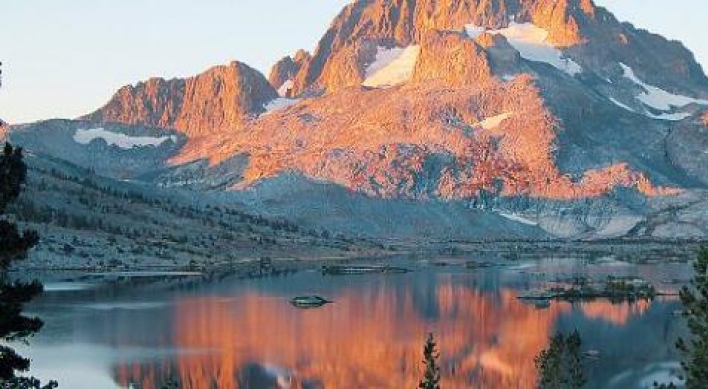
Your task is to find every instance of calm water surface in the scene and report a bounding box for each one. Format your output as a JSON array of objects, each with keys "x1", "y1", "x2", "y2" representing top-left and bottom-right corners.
[{"x1": 21, "y1": 256, "x2": 690, "y2": 389}]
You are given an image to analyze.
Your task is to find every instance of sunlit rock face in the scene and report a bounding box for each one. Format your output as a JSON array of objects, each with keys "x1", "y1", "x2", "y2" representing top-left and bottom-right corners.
[
  {"x1": 287, "y1": 0, "x2": 708, "y2": 96},
  {"x1": 170, "y1": 74, "x2": 676, "y2": 201},
  {"x1": 412, "y1": 31, "x2": 493, "y2": 87},
  {"x1": 83, "y1": 61, "x2": 278, "y2": 137},
  {"x1": 288, "y1": 0, "x2": 594, "y2": 95},
  {"x1": 269, "y1": 50, "x2": 311, "y2": 97}
]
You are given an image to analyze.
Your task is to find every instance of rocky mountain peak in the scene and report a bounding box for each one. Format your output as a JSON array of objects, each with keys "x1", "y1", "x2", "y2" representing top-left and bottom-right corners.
[
  {"x1": 84, "y1": 61, "x2": 277, "y2": 137},
  {"x1": 281, "y1": 0, "x2": 708, "y2": 99},
  {"x1": 412, "y1": 30, "x2": 493, "y2": 86},
  {"x1": 284, "y1": 0, "x2": 604, "y2": 95},
  {"x1": 269, "y1": 51, "x2": 311, "y2": 97}
]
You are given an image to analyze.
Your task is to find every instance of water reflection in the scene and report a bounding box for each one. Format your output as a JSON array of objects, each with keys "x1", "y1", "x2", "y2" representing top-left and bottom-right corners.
[{"x1": 26, "y1": 260, "x2": 686, "y2": 389}]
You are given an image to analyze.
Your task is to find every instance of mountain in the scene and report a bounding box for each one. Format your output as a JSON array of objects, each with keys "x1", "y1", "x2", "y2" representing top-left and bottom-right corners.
[
  {"x1": 269, "y1": 50, "x2": 311, "y2": 97},
  {"x1": 82, "y1": 61, "x2": 278, "y2": 138},
  {"x1": 281, "y1": 0, "x2": 708, "y2": 96},
  {"x1": 7, "y1": 0, "x2": 708, "y2": 241}
]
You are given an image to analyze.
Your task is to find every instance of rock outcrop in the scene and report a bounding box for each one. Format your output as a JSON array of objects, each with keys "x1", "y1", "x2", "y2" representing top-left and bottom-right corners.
[
  {"x1": 413, "y1": 31, "x2": 493, "y2": 86},
  {"x1": 169, "y1": 75, "x2": 677, "y2": 202},
  {"x1": 84, "y1": 61, "x2": 277, "y2": 136},
  {"x1": 474, "y1": 33, "x2": 522, "y2": 75},
  {"x1": 269, "y1": 50, "x2": 311, "y2": 97},
  {"x1": 313, "y1": 40, "x2": 378, "y2": 93},
  {"x1": 288, "y1": 0, "x2": 529, "y2": 94},
  {"x1": 286, "y1": 0, "x2": 707, "y2": 96}
]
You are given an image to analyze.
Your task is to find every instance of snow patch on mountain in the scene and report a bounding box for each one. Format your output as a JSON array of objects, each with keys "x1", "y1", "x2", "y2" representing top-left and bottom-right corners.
[
  {"x1": 620, "y1": 63, "x2": 708, "y2": 111},
  {"x1": 609, "y1": 66, "x2": 705, "y2": 121},
  {"x1": 73, "y1": 128, "x2": 176, "y2": 149},
  {"x1": 611, "y1": 96, "x2": 691, "y2": 120},
  {"x1": 465, "y1": 22, "x2": 582, "y2": 76},
  {"x1": 609, "y1": 97, "x2": 636, "y2": 113},
  {"x1": 263, "y1": 97, "x2": 300, "y2": 113},
  {"x1": 645, "y1": 111, "x2": 692, "y2": 121},
  {"x1": 363, "y1": 45, "x2": 421, "y2": 88},
  {"x1": 497, "y1": 212, "x2": 538, "y2": 226},
  {"x1": 277, "y1": 80, "x2": 294, "y2": 97},
  {"x1": 473, "y1": 112, "x2": 513, "y2": 130}
]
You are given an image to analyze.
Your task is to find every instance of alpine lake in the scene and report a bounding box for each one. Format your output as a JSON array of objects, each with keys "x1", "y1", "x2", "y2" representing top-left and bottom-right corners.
[{"x1": 17, "y1": 251, "x2": 692, "y2": 389}]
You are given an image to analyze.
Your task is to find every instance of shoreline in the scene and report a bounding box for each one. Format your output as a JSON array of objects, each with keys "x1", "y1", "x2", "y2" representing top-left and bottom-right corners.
[{"x1": 12, "y1": 238, "x2": 703, "y2": 273}]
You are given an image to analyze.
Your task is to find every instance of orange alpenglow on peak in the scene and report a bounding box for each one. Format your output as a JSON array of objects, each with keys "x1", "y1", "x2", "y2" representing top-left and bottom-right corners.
[
  {"x1": 269, "y1": 50, "x2": 311, "y2": 97},
  {"x1": 283, "y1": 0, "x2": 605, "y2": 94},
  {"x1": 77, "y1": 0, "x2": 708, "y2": 206},
  {"x1": 82, "y1": 61, "x2": 277, "y2": 137}
]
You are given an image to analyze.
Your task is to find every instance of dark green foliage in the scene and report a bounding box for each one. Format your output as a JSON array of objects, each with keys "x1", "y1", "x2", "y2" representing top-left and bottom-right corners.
[
  {"x1": 0, "y1": 376, "x2": 58, "y2": 389},
  {"x1": 418, "y1": 333, "x2": 441, "y2": 389},
  {"x1": 604, "y1": 277, "x2": 657, "y2": 303},
  {"x1": 0, "y1": 145, "x2": 38, "y2": 267},
  {"x1": 0, "y1": 220, "x2": 39, "y2": 266},
  {"x1": 676, "y1": 247, "x2": 708, "y2": 388},
  {"x1": 534, "y1": 330, "x2": 586, "y2": 389},
  {"x1": 0, "y1": 143, "x2": 55, "y2": 387},
  {"x1": 566, "y1": 331, "x2": 586, "y2": 389},
  {"x1": 0, "y1": 143, "x2": 27, "y2": 213},
  {"x1": 535, "y1": 334, "x2": 563, "y2": 388}
]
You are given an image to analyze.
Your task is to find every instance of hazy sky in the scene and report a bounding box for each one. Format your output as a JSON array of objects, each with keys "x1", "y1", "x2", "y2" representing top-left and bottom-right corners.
[{"x1": 1, "y1": 0, "x2": 705, "y2": 124}]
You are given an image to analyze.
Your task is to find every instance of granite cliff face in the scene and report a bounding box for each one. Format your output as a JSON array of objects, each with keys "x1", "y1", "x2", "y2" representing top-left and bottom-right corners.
[
  {"x1": 9, "y1": 0, "x2": 708, "y2": 240},
  {"x1": 286, "y1": 0, "x2": 708, "y2": 96},
  {"x1": 83, "y1": 61, "x2": 277, "y2": 137},
  {"x1": 412, "y1": 31, "x2": 493, "y2": 86},
  {"x1": 269, "y1": 50, "x2": 311, "y2": 97}
]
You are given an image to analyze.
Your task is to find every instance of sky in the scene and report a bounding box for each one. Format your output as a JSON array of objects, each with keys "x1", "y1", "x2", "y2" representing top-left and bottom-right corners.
[{"x1": 0, "y1": 0, "x2": 706, "y2": 124}]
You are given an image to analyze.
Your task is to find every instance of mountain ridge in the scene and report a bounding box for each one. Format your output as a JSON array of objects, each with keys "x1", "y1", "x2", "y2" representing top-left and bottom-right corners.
[
  {"x1": 8, "y1": 0, "x2": 708, "y2": 241},
  {"x1": 82, "y1": 61, "x2": 278, "y2": 138}
]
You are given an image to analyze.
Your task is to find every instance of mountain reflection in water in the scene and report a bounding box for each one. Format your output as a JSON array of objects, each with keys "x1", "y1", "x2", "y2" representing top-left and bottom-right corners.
[{"x1": 26, "y1": 259, "x2": 686, "y2": 389}]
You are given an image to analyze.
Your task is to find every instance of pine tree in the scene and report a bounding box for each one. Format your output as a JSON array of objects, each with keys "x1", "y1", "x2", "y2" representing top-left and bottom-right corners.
[
  {"x1": 535, "y1": 331, "x2": 586, "y2": 389},
  {"x1": 675, "y1": 247, "x2": 708, "y2": 388},
  {"x1": 0, "y1": 143, "x2": 56, "y2": 389},
  {"x1": 535, "y1": 333, "x2": 564, "y2": 389},
  {"x1": 418, "y1": 333, "x2": 441, "y2": 389},
  {"x1": 566, "y1": 331, "x2": 587, "y2": 389}
]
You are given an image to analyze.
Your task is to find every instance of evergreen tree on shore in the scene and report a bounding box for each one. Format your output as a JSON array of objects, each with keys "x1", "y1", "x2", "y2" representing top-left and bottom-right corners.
[
  {"x1": 535, "y1": 330, "x2": 586, "y2": 389},
  {"x1": 418, "y1": 333, "x2": 441, "y2": 389},
  {"x1": 0, "y1": 143, "x2": 56, "y2": 388},
  {"x1": 675, "y1": 247, "x2": 708, "y2": 388}
]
